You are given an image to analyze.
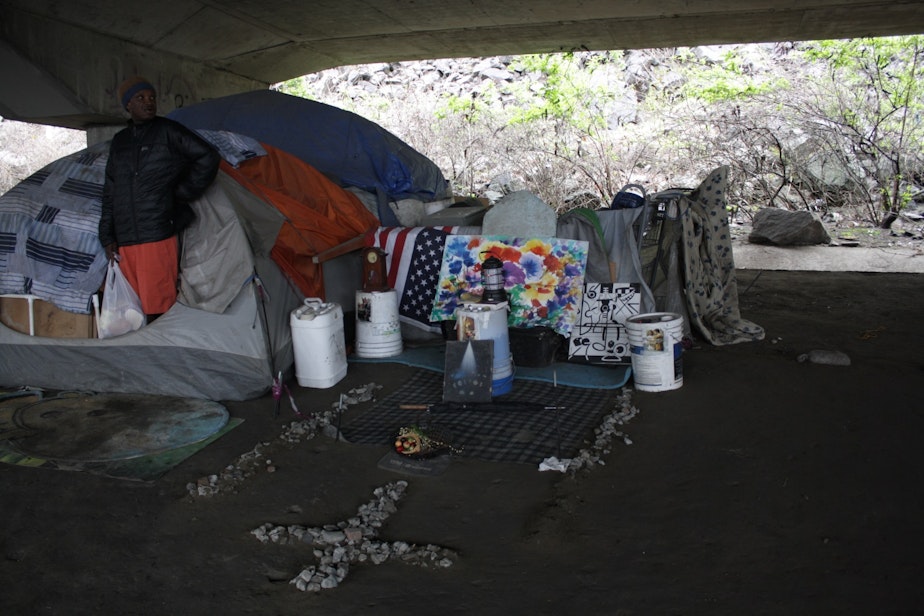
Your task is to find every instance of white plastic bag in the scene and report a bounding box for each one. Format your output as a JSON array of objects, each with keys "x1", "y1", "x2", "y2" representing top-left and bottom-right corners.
[{"x1": 98, "y1": 258, "x2": 146, "y2": 339}]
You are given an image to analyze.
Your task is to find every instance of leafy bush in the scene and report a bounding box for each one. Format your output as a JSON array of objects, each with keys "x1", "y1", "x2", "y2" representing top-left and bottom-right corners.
[{"x1": 282, "y1": 38, "x2": 922, "y2": 232}]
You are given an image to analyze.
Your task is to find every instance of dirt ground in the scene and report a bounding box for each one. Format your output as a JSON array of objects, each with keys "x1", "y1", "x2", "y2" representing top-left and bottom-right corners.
[{"x1": 1, "y1": 267, "x2": 923, "y2": 615}]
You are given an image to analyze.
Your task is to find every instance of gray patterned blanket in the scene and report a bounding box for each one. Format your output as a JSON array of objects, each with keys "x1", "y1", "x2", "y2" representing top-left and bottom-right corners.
[
  {"x1": 0, "y1": 142, "x2": 110, "y2": 313},
  {"x1": 680, "y1": 166, "x2": 765, "y2": 345},
  {"x1": 0, "y1": 131, "x2": 266, "y2": 314}
]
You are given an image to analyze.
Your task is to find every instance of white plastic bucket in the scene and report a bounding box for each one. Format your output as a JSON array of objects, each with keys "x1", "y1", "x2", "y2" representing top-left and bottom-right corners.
[
  {"x1": 355, "y1": 290, "x2": 403, "y2": 358},
  {"x1": 625, "y1": 312, "x2": 684, "y2": 392},
  {"x1": 291, "y1": 298, "x2": 347, "y2": 388},
  {"x1": 457, "y1": 302, "x2": 513, "y2": 395}
]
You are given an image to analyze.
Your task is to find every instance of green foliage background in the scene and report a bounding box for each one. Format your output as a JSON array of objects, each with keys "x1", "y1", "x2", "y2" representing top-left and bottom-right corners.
[{"x1": 277, "y1": 37, "x2": 922, "y2": 227}]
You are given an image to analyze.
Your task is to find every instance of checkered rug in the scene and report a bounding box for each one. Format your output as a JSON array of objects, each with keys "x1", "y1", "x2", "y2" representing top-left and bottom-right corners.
[{"x1": 340, "y1": 370, "x2": 619, "y2": 465}]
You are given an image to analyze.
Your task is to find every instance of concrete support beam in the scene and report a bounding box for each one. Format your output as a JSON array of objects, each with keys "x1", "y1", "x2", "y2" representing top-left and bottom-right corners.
[
  {"x1": 2, "y1": 0, "x2": 923, "y2": 132},
  {"x1": 0, "y1": 8, "x2": 265, "y2": 130}
]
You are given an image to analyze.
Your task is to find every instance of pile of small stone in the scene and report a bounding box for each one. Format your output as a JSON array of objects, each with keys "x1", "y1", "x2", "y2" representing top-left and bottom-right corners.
[
  {"x1": 279, "y1": 382, "x2": 382, "y2": 445},
  {"x1": 187, "y1": 383, "x2": 382, "y2": 497},
  {"x1": 251, "y1": 480, "x2": 457, "y2": 592},
  {"x1": 540, "y1": 388, "x2": 639, "y2": 473},
  {"x1": 188, "y1": 440, "x2": 276, "y2": 497}
]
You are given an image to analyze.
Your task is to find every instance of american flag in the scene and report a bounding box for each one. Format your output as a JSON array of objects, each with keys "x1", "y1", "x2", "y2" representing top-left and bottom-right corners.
[{"x1": 367, "y1": 226, "x2": 457, "y2": 333}]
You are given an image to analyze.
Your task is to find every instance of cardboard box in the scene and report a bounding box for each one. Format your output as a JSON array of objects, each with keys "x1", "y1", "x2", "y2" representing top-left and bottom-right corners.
[
  {"x1": 0, "y1": 295, "x2": 97, "y2": 339},
  {"x1": 567, "y1": 283, "x2": 641, "y2": 365}
]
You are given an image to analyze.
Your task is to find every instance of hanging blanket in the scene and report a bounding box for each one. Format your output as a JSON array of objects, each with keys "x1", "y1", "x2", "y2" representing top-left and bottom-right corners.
[
  {"x1": 680, "y1": 166, "x2": 764, "y2": 345},
  {"x1": 0, "y1": 131, "x2": 271, "y2": 315},
  {"x1": 0, "y1": 142, "x2": 110, "y2": 314}
]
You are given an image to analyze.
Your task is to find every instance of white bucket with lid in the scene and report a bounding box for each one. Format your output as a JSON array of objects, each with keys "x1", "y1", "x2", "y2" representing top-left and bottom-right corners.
[
  {"x1": 291, "y1": 298, "x2": 347, "y2": 388},
  {"x1": 625, "y1": 312, "x2": 684, "y2": 392},
  {"x1": 456, "y1": 302, "x2": 513, "y2": 395},
  {"x1": 355, "y1": 290, "x2": 403, "y2": 358}
]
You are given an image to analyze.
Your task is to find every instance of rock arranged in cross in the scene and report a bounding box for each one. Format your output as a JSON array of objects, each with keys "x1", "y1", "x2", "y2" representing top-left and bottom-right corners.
[{"x1": 252, "y1": 480, "x2": 457, "y2": 592}]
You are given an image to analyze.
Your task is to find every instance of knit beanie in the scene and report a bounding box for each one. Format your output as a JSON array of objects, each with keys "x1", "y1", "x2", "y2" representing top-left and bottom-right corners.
[{"x1": 118, "y1": 76, "x2": 155, "y2": 109}]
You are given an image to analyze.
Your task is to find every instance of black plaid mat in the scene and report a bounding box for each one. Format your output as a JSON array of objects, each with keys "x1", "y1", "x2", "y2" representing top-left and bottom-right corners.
[{"x1": 340, "y1": 370, "x2": 617, "y2": 464}]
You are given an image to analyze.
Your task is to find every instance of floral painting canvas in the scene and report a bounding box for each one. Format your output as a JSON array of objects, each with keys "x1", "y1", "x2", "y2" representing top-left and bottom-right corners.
[{"x1": 429, "y1": 235, "x2": 589, "y2": 336}]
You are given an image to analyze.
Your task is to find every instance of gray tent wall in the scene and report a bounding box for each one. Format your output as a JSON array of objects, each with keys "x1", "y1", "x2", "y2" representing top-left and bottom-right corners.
[{"x1": 0, "y1": 173, "x2": 304, "y2": 401}]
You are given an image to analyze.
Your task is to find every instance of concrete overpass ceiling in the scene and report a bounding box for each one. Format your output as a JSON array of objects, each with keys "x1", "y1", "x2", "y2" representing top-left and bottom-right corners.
[
  {"x1": 1, "y1": 0, "x2": 923, "y2": 128},
  {"x1": 8, "y1": 1, "x2": 924, "y2": 77}
]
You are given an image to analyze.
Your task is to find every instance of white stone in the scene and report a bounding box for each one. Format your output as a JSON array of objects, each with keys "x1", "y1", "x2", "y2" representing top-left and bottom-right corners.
[{"x1": 320, "y1": 529, "x2": 346, "y2": 544}]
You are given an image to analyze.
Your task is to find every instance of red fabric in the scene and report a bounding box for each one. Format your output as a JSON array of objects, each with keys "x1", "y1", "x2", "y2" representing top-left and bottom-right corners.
[
  {"x1": 221, "y1": 144, "x2": 380, "y2": 298},
  {"x1": 119, "y1": 236, "x2": 178, "y2": 314}
]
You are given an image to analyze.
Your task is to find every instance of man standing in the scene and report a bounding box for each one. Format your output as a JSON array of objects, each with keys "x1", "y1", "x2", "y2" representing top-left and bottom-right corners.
[{"x1": 99, "y1": 76, "x2": 220, "y2": 321}]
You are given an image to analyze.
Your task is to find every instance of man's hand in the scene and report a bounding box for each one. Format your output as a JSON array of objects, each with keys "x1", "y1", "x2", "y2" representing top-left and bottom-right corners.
[{"x1": 105, "y1": 243, "x2": 118, "y2": 262}]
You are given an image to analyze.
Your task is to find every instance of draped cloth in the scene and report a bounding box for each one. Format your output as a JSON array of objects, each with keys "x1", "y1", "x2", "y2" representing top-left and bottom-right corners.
[
  {"x1": 221, "y1": 143, "x2": 380, "y2": 299},
  {"x1": 679, "y1": 166, "x2": 764, "y2": 345}
]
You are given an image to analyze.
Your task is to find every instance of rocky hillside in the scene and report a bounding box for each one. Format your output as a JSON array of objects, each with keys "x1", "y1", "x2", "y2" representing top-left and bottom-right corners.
[{"x1": 284, "y1": 43, "x2": 923, "y2": 240}]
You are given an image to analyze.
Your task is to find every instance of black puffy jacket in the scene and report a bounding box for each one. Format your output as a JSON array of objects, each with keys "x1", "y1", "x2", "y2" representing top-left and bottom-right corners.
[{"x1": 99, "y1": 116, "x2": 220, "y2": 247}]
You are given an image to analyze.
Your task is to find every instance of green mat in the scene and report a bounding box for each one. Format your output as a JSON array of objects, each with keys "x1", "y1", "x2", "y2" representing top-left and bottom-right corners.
[
  {"x1": 0, "y1": 391, "x2": 242, "y2": 481},
  {"x1": 0, "y1": 418, "x2": 243, "y2": 481}
]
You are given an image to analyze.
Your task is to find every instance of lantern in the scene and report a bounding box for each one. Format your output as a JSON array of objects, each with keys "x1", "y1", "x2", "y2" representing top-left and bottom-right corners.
[{"x1": 480, "y1": 253, "x2": 507, "y2": 304}]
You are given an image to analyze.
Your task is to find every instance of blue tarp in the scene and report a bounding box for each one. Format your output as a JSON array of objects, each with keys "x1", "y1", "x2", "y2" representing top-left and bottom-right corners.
[{"x1": 168, "y1": 90, "x2": 450, "y2": 205}]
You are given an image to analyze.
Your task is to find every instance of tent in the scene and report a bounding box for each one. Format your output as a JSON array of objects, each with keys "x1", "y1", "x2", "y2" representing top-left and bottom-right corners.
[
  {"x1": 168, "y1": 90, "x2": 452, "y2": 224},
  {"x1": 0, "y1": 131, "x2": 381, "y2": 400}
]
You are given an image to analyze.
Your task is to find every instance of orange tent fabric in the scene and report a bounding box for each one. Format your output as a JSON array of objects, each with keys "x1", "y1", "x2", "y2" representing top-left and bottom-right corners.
[{"x1": 221, "y1": 143, "x2": 380, "y2": 298}]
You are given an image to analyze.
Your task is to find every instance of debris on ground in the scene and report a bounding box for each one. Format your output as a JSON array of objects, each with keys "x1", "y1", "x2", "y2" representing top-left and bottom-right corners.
[
  {"x1": 187, "y1": 383, "x2": 382, "y2": 497},
  {"x1": 539, "y1": 388, "x2": 639, "y2": 473},
  {"x1": 797, "y1": 349, "x2": 852, "y2": 366}
]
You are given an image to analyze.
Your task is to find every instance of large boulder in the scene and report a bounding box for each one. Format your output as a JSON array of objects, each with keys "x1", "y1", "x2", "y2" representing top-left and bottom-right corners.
[{"x1": 748, "y1": 208, "x2": 832, "y2": 245}]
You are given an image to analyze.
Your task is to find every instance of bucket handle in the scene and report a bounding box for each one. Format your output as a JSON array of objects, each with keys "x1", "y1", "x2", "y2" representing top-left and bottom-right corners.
[{"x1": 295, "y1": 297, "x2": 324, "y2": 320}]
